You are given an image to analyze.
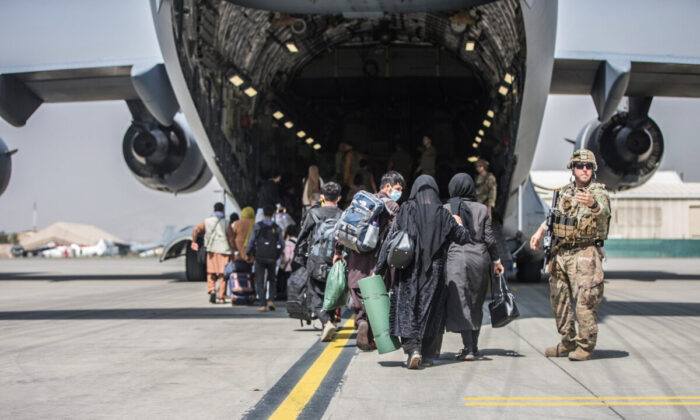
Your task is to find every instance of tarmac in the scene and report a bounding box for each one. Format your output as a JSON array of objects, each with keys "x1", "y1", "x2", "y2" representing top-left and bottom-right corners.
[{"x1": 0, "y1": 257, "x2": 698, "y2": 419}]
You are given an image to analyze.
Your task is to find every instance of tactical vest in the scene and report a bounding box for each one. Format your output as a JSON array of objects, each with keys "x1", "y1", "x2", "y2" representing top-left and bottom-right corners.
[
  {"x1": 204, "y1": 216, "x2": 232, "y2": 255},
  {"x1": 552, "y1": 183, "x2": 610, "y2": 245}
]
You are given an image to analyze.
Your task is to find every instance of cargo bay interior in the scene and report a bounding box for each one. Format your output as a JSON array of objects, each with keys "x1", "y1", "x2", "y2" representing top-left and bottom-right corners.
[{"x1": 172, "y1": 0, "x2": 526, "y2": 221}]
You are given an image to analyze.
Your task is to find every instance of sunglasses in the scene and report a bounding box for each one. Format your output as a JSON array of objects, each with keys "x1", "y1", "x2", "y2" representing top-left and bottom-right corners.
[{"x1": 574, "y1": 163, "x2": 594, "y2": 170}]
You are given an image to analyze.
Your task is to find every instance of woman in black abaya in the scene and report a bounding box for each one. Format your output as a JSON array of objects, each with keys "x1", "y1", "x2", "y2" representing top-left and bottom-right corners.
[
  {"x1": 375, "y1": 175, "x2": 470, "y2": 369},
  {"x1": 444, "y1": 173, "x2": 504, "y2": 360}
]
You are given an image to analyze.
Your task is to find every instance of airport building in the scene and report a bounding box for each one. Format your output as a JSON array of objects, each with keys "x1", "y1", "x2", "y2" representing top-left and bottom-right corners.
[{"x1": 531, "y1": 171, "x2": 700, "y2": 257}]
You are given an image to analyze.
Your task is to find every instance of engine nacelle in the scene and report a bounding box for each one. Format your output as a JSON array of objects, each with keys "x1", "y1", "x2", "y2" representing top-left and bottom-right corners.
[
  {"x1": 123, "y1": 114, "x2": 212, "y2": 193},
  {"x1": 0, "y1": 138, "x2": 16, "y2": 197},
  {"x1": 576, "y1": 111, "x2": 664, "y2": 192}
]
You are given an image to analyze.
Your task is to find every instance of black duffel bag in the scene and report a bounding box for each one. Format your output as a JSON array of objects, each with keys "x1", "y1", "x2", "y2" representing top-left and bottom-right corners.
[{"x1": 488, "y1": 273, "x2": 520, "y2": 328}]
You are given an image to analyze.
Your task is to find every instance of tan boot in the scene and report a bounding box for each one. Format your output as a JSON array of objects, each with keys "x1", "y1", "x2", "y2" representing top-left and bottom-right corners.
[
  {"x1": 568, "y1": 347, "x2": 593, "y2": 361},
  {"x1": 545, "y1": 343, "x2": 575, "y2": 357},
  {"x1": 257, "y1": 305, "x2": 268, "y2": 312}
]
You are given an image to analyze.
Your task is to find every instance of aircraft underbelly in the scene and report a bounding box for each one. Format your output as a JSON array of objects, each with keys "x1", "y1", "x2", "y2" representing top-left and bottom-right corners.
[{"x1": 151, "y1": 0, "x2": 554, "y2": 258}]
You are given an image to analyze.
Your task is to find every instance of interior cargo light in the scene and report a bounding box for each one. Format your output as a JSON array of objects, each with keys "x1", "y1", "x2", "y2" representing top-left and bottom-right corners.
[
  {"x1": 305, "y1": 137, "x2": 314, "y2": 144},
  {"x1": 286, "y1": 43, "x2": 299, "y2": 53},
  {"x1": 483, "y1": 120, "x2": 491, "y2": 127},
  {"x1": 468, "y1": 156, "x2": 479, "y2": 163},
  {"x1": 229, "y1": 75, "x2": 244, "y2": 87},
  {"x1": 498, "y1": 85, "x2": 509, "y2": 96},
  {"x1": 472, "y1": 142, "x2": 478, "y2": 148},
  {"x1": 244, "y1": 87, "x2": 258, "y2": 97},
  {"x1": 465, "y1": 40, "x2": 475, "y2": 51},
  {"x1": 486, "y1": 110, "x2": 494, "y2": 118},
  {"x1": 478, "y1": 129, "x2": 484, "y2": 136},
  {"x1": 313, "y1": 144, "x2": 322, "y2": 150},
  {"x1": 297, "y1": 130, "x2": 306, "y2": 138},
  {"x1": 284, "y1": 121, "x2": 294, "y2": 129},
  {"x1": 504, "y1": 73, "x2": 514, "y2": 84},
  {"x1": 273, "y1": 111, "x2": 284, "y2": 120},
  {"x1": 475, "y1": 136, "x2": 482, "y2": 143}
]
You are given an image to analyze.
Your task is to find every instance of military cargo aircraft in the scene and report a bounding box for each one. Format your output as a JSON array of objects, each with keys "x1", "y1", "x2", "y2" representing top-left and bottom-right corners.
[{"x1": 2, "y1": 0, "x2": 700, "y2": 281}]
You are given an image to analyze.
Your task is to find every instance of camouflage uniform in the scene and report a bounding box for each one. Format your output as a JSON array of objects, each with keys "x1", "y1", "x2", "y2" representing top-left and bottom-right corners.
[
  {"x1": 476, "y1": 171, "x2": 497, "y2": 208},
  {"x1": 543, "y1": 149, "x2": 611, "y2": 359}
]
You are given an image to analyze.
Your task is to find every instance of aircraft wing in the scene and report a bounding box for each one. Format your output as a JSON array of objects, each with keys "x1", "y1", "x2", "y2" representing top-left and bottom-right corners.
[
  {"x1": 550, "y1": 51, "x2": 700, "y2": 122},
  {"x1": 0, "y1": 58, "x2": 178, "y2": 127}
]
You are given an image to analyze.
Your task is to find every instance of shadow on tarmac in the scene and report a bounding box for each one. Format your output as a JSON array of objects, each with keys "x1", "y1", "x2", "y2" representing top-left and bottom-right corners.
[
  {"x1": 0, "y1": 272, "x2": 188, "y2": 282},
  {"x1": 592, "y1": 349, "x2": 629, "y2": 359},
  {"x1": 0, "y1": 307, "x2": 291, "y2": 320},
  {"x1": 605, "y1": 270, "x2": 700, "y2": 281},
  {"x1": 599, "y1": 301, "x2": 700, "y2": 318}
]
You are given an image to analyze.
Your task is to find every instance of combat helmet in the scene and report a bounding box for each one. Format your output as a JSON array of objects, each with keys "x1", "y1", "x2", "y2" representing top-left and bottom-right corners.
[{"x1": 567, "y1": 149, "x2": 598, "y2": 171}]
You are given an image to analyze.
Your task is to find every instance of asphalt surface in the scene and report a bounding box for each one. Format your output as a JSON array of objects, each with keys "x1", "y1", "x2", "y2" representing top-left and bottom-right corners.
[{"x1": 0, "y1": 257, "x2": 698, "y2": 419}]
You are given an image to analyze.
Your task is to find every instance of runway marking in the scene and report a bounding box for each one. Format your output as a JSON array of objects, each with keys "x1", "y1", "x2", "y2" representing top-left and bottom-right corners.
[
  {"x1": 464, "y1": 396, "x2": 700, "y2": 407},
  {"x1": 268, "y1": 317, "x2": 355, "y2": 420}
]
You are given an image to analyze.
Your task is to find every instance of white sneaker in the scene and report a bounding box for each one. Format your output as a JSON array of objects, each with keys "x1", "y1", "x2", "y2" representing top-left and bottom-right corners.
[{"x1": 320, "y1": 322, "x2": 337, "y2": 342}]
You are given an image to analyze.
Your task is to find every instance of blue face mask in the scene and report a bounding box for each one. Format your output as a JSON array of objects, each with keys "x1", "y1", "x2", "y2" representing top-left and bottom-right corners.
[{"x1": 389, "y1": 188, "x2": 402, "y2": 202}]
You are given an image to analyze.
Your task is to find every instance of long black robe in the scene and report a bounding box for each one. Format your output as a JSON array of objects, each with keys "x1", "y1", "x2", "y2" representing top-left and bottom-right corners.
[
  {"x1": 444, "y1": 174, "x2": 500, "y2": 331},
  {"x1": 375, "y1": 176, "x2": 470, "y2": 340}
]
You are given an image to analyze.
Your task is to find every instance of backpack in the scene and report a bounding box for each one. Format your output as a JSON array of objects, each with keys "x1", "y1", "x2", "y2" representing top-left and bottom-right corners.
[
  {"x1": 286, "y1": 267, "x2": 316, "y2": 325},
  {"x1": 335, "y1": 191, "x2": 388, "y2": 253},
  {"x1": 307, "y1": 211, "x2": 340, "y2": 281},
  {"x1": 254, "y1": 222, "x2": 281, "y2": 262}
]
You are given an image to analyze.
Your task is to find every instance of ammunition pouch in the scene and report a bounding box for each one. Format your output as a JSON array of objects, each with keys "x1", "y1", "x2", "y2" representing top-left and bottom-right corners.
[
  {"x1": 552, "y1": 214, "x2": 578, "y2": 241},
  {"x1": 552, "y1": 212, "x2": 606, "y2": 243}
]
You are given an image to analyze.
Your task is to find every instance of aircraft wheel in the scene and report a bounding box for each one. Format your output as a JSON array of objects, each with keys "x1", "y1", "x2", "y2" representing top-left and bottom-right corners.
[{"x1": 185, "y1": 246, "x2": 206, "y2": 282}]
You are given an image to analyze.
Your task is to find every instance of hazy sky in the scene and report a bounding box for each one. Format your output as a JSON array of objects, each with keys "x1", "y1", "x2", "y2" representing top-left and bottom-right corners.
[{"x1": 1, "y1": 0, "x2": 699, "y2": 241}]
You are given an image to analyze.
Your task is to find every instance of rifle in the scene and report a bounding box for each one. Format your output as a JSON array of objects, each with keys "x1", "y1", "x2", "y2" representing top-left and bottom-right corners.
[{"x1": 542, "y1": 190, "x2": 560, "y2": 270}]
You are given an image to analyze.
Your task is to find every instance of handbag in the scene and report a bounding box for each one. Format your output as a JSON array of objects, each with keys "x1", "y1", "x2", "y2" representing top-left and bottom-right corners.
[
  {"x1": 488, "y1": 273, "x2": 520, "y2": 328},
  {"x1": 197, "y1": 245, "x2": 207, "y2": 265},
  {"x1": 386, "y1": 230, "x2": 414, "y2": 269}
]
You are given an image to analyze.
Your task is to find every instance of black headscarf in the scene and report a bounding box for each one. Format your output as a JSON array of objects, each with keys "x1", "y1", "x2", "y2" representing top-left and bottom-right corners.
[
  {"x1": 400, "y1": 175, "x2": 454, "y2": 274},
  {"x1": 447, "y1": 173, "x2": 476, "y2": 238}
]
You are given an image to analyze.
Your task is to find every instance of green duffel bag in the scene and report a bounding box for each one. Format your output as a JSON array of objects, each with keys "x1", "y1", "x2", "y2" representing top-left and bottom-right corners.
[{"x1": 322, "y1": 261, "x2": 349, "y2": 311}]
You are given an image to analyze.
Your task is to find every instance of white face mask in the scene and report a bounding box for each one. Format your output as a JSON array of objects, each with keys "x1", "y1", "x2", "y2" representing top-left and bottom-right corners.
[{"x1": 389, "y1": 188, "x2": 402, "y2": 201}]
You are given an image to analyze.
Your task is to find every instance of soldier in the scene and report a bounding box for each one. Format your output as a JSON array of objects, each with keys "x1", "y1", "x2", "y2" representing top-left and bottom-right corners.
[
  {"x1": 475, "y1": 159, "x2": 497, "y2": 214},
  {"x1": 529, "y1": 149, "x2": 611, "y2": 361}
]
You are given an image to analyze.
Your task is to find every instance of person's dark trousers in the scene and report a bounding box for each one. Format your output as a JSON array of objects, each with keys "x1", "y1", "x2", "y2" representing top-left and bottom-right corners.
[
  {"x1": 254, "y1": 259, "x2": 277, "y2": 306},
  {"x1": 421, "y1": 334, "x2": 443, "y2": 360},
  {"x1": 276, "y1": 270, "x2": 289, "y2": 300},
  {"x1": 401, "y1": 337, "x2": 420, "y2": 355},
  {"x1": 309, "y1": 277, "x2": 332, "y2": 324},
  {"x1": 461, "y1": 329, "x2": 481, "y2": 352}
]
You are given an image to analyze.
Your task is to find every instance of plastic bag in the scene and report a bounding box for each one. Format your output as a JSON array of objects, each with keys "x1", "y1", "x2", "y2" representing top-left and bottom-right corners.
[{"x1": 322, "y1": 261, "x2": 349, "y2": 311}]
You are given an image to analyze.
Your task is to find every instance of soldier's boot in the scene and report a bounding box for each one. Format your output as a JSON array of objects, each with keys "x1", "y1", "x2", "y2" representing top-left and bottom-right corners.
[
  {"x1": 545, "y1": 343, "x2": 576, "y2": 357},
  {"x1": 568, "y1": 347, "x2": 593, "y2": 361}
]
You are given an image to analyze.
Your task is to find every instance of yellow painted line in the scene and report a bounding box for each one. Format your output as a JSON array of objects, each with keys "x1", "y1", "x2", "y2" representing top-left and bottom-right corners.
[
  {"x1": 467, "y1": 402, "x2": 606, "y2": 407},
  {"x1": 600, "y1": 396, "x2": 700, "y2": 400},
  {"x1": 465, "y1": 396, "x2": 700, "y2": 401},
  {"x1": 269, "y1": 318, "x2": 355, "y2": 420},
  {"x1": 609, "y1": 402, "x2": 700, "y2": 406},
  {"x1": 465, "y1": 397, "x2": 599, "y2": 400},
  {"x1": 466, "y1": 402, "x2": 700, "y2": 407},
  {"x1": 465, "y1": 396, "x2": 700, "y2": 407}
]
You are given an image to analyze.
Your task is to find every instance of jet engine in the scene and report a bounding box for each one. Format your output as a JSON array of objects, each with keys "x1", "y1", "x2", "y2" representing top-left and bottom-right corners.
[
  {"x1": 122, "y1": 114, "x2": 212, "y2": 193},
  {"x1": 0, "y1": 138, "x2": 17, "y2": 197},
  {"x1": 576, "y1": 97, "x2": 663, "y2": 192}
]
